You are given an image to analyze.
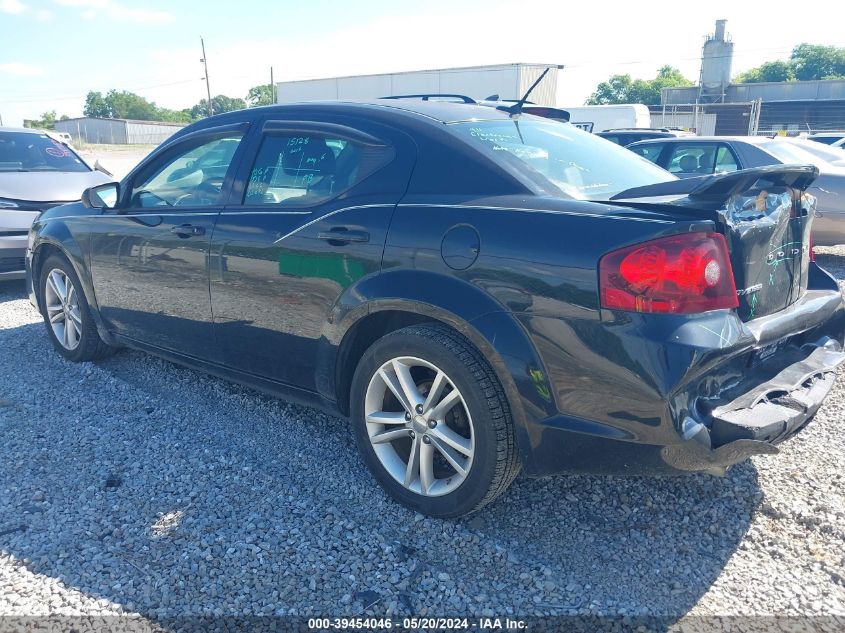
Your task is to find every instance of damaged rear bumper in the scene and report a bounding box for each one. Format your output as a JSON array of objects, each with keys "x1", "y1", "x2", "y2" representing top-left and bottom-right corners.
[
  {"x1": 710, "y1": 342, "x2": 843, "y2": 444},
  {"x1": 661, "y1": 338, "x2": 844, "y2": 476}
]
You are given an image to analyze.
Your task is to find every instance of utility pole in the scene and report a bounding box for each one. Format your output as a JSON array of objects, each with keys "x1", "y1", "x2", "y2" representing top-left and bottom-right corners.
[
  {"x1": 270, "y1": 67, "x2": 276, "y2": 104},
  {"x1": 200, "y1": 37, "x2": 212, "y2": 117}
]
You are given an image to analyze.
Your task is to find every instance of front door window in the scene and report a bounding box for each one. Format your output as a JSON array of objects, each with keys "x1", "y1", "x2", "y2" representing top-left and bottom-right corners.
[{"x1": 129, "y1": 135, "x2": 243, "y2": 208}]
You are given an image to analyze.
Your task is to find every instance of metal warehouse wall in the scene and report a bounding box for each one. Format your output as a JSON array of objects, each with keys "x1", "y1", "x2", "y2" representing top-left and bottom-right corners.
[
  {"x1": 124, "y1": 122, "x2": 184, "y2": 144},
  {"x1": 55, "y1": 118, "x2": 127, "y2": 144},
  {"x1": 516, "y1": 66, "x2": 558, "y2": 106},
  {"x1": 276, "y1": 63, "x2": 560, "y2": 104},
  {"x1": 54, "y1": 118, "x2": 185, "y2": 144}
]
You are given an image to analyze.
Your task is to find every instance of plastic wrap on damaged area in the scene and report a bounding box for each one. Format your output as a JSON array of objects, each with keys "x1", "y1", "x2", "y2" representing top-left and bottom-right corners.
[
  {"x1": 718, "y1": 184, "x2": 813, "y2": 321},
  {"x1": 722, "y1": 187, "x2": 792, "y2": 226}
]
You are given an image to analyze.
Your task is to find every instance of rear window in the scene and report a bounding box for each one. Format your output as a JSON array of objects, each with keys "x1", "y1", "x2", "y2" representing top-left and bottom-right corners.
[
  {"x1": 760, "y1": 140, "x2": 840, "y2": 167},
  {"x1": 0, "y1": 132, "x2": 90, "y2": 173},
  {"x1": 451, "y1": 120, "x2": 674, "y2": 200}
]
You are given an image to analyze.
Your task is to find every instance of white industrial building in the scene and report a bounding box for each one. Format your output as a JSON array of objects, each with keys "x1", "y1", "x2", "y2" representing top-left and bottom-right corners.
[
  {"x1": 54, "y1": 117, "x2": 186, "y2": 145},
  {"x1": 275, "y1": 63, "x2": 562, "y2": 105}
]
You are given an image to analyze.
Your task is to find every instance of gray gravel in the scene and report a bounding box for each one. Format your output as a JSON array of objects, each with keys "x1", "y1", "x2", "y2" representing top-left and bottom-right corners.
[{"x1": 1, "y1": 250, "x2": 845, "y2": 627}]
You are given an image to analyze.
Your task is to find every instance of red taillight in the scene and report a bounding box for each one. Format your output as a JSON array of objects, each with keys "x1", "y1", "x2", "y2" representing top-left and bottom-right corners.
[
  {"x1": 599, "y1": 232, "x2": 738, "y2": 314},
  {"x1": 809, "y1": 234, "x2": 815, "y2": 262}
]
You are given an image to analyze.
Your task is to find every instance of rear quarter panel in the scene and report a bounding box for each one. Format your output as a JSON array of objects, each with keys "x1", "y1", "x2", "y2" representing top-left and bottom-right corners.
[{"x1": 380, "y1": 194, "x2": 718, "y2": 455}]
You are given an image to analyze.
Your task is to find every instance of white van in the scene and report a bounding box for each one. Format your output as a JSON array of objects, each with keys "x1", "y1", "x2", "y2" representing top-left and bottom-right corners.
[{"x1": 559, "y1": 104, "x2": 651, "y2": 133}]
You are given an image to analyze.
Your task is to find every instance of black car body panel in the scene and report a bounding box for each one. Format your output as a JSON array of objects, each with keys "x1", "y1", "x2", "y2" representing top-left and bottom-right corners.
[{"x1": 27, "y1": 102, "x2": 845, "y2": 479}]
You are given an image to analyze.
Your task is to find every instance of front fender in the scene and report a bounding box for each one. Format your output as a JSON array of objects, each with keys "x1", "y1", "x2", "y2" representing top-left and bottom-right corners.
[
  {"x1": 321, "y1": 269, "x2": 558, "y2": 461},
  {"x1": 30, "y1": 220, "x2": 112, "y2": 342}
]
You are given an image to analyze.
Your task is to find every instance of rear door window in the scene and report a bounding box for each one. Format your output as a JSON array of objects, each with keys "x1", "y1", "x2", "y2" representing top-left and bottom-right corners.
[
  {"x1": 243, "y1": 133, "x2": 391, "y2": 206},
  {"x1": 666, "y1": 144, "x2": 720, "y2": 175},
  {"x1": 715, "y1": 145, "x2": 739, "y2": 173}
]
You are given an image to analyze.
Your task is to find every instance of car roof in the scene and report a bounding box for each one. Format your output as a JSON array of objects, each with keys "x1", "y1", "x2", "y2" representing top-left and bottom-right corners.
[
  {"x1": 203, "y1": 99, "x2": 528, "y2": 130},
  {"x1": 241, "y1": 99, "x2": 522, "y2": 125}
]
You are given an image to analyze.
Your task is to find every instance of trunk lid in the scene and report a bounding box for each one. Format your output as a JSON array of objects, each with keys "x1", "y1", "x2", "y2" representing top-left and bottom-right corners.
[{"x1": 611, "y1": 165, "x2": 819, "y2": 321}]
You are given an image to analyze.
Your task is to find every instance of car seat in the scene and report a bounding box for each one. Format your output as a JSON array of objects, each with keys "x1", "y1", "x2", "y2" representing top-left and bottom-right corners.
[{"x1": 678, "y1": 154, "x2": 699, "y2": 173}]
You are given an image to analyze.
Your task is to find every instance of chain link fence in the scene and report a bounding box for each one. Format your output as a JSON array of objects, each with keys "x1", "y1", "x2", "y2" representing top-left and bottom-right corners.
[{"x1": 650, "y1": 99, "x2": 845, "y2": 137}]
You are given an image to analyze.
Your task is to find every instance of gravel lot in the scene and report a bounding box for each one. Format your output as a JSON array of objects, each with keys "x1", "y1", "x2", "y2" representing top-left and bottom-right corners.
[
  {"x1": 75, "y1": 144, "x2": 154, "y2": 180},
  {"x1": 1, "y1": 249, "x2": 844, "y2": 630}
]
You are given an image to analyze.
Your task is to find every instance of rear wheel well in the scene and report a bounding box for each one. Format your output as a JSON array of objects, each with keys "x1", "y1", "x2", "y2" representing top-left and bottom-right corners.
[{"x1": 335, "y1": 311, "x2": 437, "y2": 415}]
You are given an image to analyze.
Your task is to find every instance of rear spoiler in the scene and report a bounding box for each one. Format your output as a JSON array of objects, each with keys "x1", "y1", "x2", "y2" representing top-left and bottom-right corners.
[{"x1": 611, "y1": 165, "x2": 819, "y2": 206}]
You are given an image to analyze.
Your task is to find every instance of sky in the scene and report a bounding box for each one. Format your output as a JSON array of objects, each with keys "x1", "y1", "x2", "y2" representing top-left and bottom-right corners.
[{"x1": 1, "y1": 0, "x2": 844, "y2": 127}]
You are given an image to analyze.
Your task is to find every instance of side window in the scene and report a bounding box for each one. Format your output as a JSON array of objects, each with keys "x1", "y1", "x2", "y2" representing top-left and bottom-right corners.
[
  {"x1": 129, "y1": 134, "x2": 243, "y2": 209},
  {"x1": 629, "y1": 144, "x2": 663, "y2": 164},
  {"x1": 600, "y1": 135, "x2": 620, "y2": 145},
  {"x1": 666, "y1": 144, "x2": 719, "y2": 174},
  {"x1": 244, "y1": 133, "x2": 390, "y2": 206},
  {"x1": 715, "y1": 145, "x2": 739, "y2": 173}
]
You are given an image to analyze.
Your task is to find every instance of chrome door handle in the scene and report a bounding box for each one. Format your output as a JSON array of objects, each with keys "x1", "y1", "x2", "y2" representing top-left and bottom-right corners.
[
  {"x1": 171, "y1": 224, "x2": 206, "y2": 237},
  {"x1": 317, "y1": 228, "x2": 369, "y2": 244}
]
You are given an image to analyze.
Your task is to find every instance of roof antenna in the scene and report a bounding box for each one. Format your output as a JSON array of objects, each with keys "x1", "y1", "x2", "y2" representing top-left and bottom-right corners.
[{"x1": 499, "y1": 65, "x2": 564, "y2": 116}]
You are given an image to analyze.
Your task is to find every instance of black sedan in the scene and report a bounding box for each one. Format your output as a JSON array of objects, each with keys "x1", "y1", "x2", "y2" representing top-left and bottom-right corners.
[
  {"x1": 626, "y1": 136, "x2": 845, "y2": 245},
  {"x1": 27, "y1": 102, "x2": 845, "y2": 516}
]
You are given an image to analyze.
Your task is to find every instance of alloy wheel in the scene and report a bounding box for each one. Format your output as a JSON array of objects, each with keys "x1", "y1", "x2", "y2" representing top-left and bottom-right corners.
[
  {"x1": 44, "y1": 268, "x2": 82, "y2": 351},
  {"x1": 364, "y1": 356, "x2": 475, "y2": 497}
]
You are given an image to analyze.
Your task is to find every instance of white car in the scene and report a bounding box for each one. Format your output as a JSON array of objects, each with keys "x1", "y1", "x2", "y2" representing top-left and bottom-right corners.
[{"x1": 1, "y1": 127, "x2": 110, "y2": 281}]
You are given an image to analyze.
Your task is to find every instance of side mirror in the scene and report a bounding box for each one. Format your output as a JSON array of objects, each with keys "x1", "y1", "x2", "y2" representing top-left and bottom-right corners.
[
  {"x1": 93, "y1": 160, "x2": 113, "y2": 177},
  {"x1": 82, "y1": 182, "x2": 120, "y2": 210}
]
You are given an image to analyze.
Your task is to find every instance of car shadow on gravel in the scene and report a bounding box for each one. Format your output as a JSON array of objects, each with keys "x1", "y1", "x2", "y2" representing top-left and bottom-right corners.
[{"x1": 0, "y1": 278, "x2": 764, "y2": 628}]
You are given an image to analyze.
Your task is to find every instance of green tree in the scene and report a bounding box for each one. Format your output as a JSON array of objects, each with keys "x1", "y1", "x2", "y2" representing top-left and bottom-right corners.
[
  {"x1": 246, "y1": 84, "x2": 275, "y2": 107},
  {"x1": 83, "y1": 91, "x2": 109, "y2": 117},
  {"x1": 734, "y1": 60, "x2": 795, "y2": 83},
  {"x1": 157, "y1": 107, "x2": 193, "y2": 124},
  {"x1": 190, "y1": 95, "x2": 247, "y2": 119},
  {"x1": 733, "y1": 44, "x2": 845, "y2": 83},
  {"x1": 587, "y1": 66, "x2": 693, "y2": 105},
  {"x1": 790, "y1": 44, "x2": 845, "y2": 81},
  {"x1": 24, "y1": 111, "x2": 59, "y2": 129},
  {"x1": 83, "y1": 90, "x2": 158, "y2": 120}
]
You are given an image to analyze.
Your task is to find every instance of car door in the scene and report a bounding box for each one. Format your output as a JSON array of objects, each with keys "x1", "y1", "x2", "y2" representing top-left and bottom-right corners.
[
  {"x1": 209, "y1": 118, "x2": 415, "y2": 392},
  {"x1": 88, "y1": 123, "x2": 250, "y2": 358}
]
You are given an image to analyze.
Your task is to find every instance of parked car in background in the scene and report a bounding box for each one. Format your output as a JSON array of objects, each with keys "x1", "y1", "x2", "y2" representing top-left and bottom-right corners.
[
  {"x1": 596, "y1": 128, "x2": 693, "y2": 146},
  {"x1": 26, "y1": 102, "x2": 845, "y2": 516},
  {"x1": 0, "y1": 127, "x2": 110, "y2": 281},
  {"x1": 52, "y1": 132, "x2": 74, "y2": 146},
  {"x1": 627, "y1": 136, "x2": 845, "y2": 245},
  {"x1": 807, "y1": 132, "x2": 845, "y2": 145}
]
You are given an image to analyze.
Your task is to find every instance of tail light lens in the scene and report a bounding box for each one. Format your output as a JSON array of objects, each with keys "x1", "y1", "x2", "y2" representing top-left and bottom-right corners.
[
  {"x1": 809, "y1": 234, "x2": 815, "y2": 262},
  {"x1": 600, "y1": 232, "x2": 738, "y2": 314}
]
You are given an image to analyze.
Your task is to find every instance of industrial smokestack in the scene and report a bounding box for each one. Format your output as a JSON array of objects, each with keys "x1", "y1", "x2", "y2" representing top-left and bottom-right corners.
[
  {"x1": 714, "y1": 19, "x2": 726, "y2": 42},
  {"x1": 699, "y1": 20, "x2": 733, "y2": 103}
]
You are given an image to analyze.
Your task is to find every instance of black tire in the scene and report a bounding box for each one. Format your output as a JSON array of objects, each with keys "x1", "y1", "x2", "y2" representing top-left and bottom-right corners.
[
  {"x1": 38, "y1": 253, "x2": 116, "y2": 362},
  {"x1": 350, "y1": 324, "x2": 520, "y2": 517}
]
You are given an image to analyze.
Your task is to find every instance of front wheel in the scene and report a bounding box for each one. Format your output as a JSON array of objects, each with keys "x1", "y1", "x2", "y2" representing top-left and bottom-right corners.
[
  {"x1": 39, "y1": 253, "x2": 116, "y2": 362},
  {"x1": 350, "y1": 324, "x2": 520, "y2": 517}
]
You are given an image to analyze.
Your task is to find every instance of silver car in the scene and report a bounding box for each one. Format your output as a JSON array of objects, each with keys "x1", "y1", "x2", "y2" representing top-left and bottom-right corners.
[
  {"x1": 626, "y1": 135, "x2": 845, "y2": 246},
  {"x1": 0, "y1": 127, "x2": 110, "y2": 280}
]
